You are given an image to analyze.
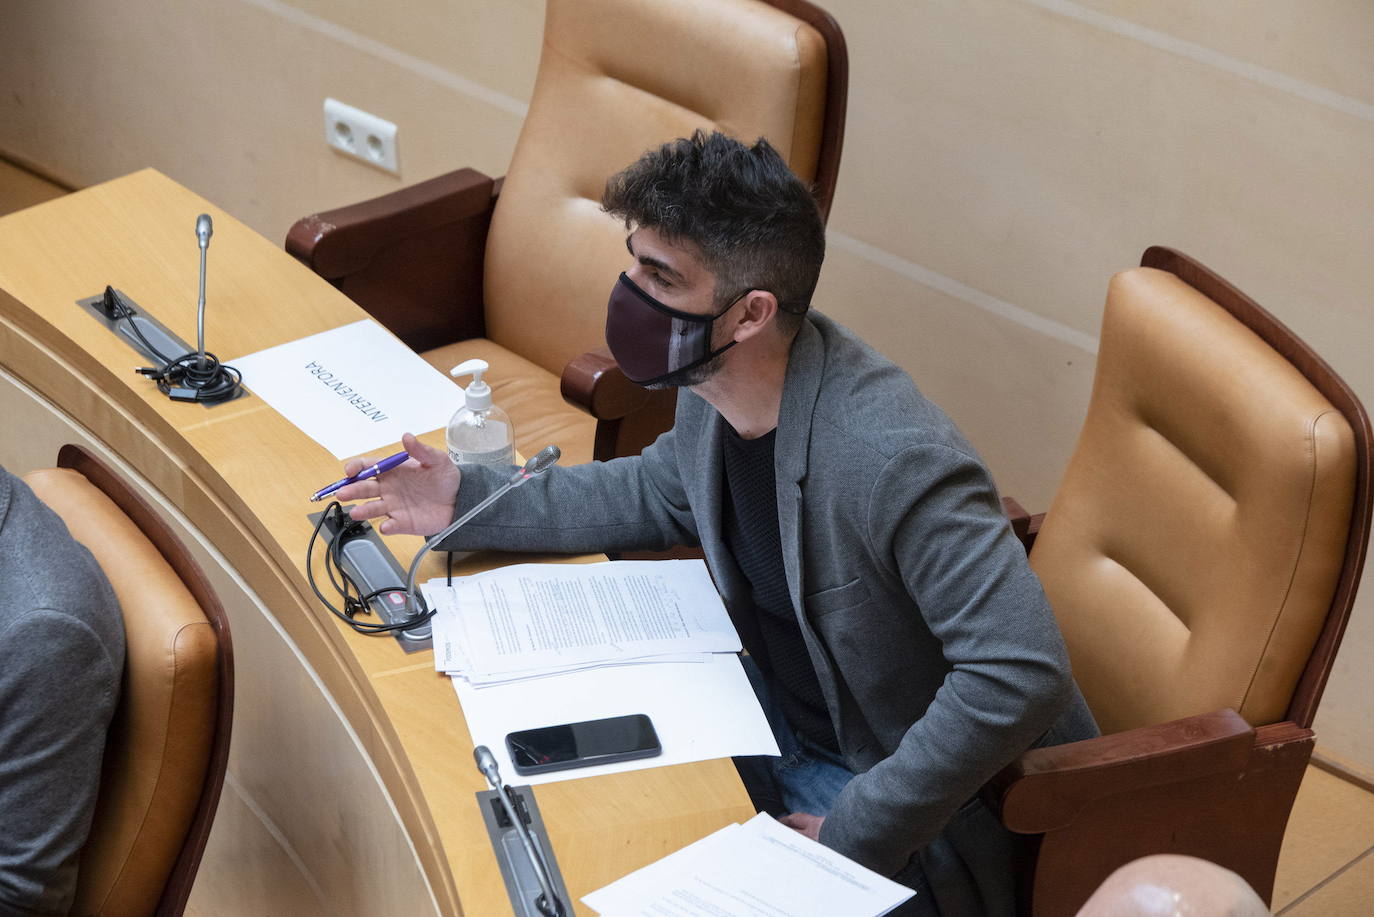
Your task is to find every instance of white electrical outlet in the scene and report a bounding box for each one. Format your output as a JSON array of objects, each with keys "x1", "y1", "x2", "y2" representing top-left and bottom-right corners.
[{"x1": 323, "y1": 98, "x2": 399, "y2": 175}]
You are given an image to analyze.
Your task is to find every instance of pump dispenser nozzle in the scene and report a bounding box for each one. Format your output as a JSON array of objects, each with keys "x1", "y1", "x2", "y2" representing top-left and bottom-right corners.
[{"x1": 451, "y1": 358, "x2": 493, "y2": 411}]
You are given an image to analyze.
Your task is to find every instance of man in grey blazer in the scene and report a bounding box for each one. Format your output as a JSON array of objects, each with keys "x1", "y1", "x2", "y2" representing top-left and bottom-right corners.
[{"x1": 343, "y1": 131, "x2": 1097, "y2": 915}]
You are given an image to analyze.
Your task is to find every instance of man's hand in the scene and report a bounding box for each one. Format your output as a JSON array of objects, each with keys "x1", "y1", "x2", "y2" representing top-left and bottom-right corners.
[
  {"x1": 338, "y1": 432, "x2": 459, "y2": 536},
  {"x1": 778, "y1": 812, "x2": 825, "y2": 841}
]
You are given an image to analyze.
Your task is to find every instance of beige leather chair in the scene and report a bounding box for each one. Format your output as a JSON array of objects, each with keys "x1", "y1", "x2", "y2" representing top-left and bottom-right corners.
[
  {"x1": 992, "y1": 248, "x2": 1371, "y2": 916},
  {"x1": 288, "y1": 0, "x2": 847, "y2": 464},
  {"x1": 23, "y1": 445, "x2": 233, "y2": 917}
]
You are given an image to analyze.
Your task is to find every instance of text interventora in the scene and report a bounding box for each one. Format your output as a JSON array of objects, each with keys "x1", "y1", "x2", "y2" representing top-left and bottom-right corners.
[{"x1": 228, "y1": 319, "x2": 457, "y2": 458}]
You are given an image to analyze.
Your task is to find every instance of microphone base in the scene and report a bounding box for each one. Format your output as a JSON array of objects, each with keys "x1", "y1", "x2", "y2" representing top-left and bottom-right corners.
[
  {"x1": 307, "y1": 509, "x2": 432, "y2": 651},
  {"x1": 476, "y1": 785, "x2": 571, "y2": 917},
  {"x1": 76, "y1": 289, "x2": 248, "y2": 406}
]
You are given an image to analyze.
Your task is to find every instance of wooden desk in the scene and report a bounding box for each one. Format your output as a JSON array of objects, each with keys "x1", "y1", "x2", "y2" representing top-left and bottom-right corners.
[{"x1": 0, "y1": 170, "x2": 753, "y2": 916}]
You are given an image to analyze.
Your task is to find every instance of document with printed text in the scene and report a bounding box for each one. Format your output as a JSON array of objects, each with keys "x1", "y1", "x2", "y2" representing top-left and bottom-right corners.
[
  {"x1": 426, "y1": 559, "x2": 741, "y2": 682},
  {"x1": 430, "y1": 558, "x2": 775, "y2": 783}
]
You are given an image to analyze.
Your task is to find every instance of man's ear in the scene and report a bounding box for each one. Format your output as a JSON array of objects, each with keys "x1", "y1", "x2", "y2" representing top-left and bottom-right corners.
[{"x1": 731, "y1": 290, "x2": 780, "y2": 343}]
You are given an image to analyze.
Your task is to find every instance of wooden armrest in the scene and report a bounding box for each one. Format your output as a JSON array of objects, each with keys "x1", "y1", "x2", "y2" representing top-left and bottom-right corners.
[
  {"x1": 561, "y1": 349, "x2": 677, "y2": 462},
  {"x1": 560, "y1": 348, "x2": 650, "y2": 420},
  {"x1": 286, "y1": 169, "x2": 500, "y2": 352},
  {"x1": 1001, "y1": 496, "x2": 1044, "y2": 553},
  {"x1": 987, "y1": 709, "x2": 1255, "y2": 833},
  {"x1": 286, "y1": 168, "x2": 497, "y2": 278}
]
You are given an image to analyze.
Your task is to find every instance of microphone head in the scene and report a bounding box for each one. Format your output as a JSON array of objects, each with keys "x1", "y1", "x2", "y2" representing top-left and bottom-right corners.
[
  {"x1": 508, "y1": 445, "x2": 561, "y2": 487},
  {"x1": 473, "y1": 745, "x2": 501, "y2": 784},
  {"x1": 195, "y1": 213, "x2": 213, "y2": 248},
  {"x1": 523, "y1": 445, "x2": 561, "y2": 477}
]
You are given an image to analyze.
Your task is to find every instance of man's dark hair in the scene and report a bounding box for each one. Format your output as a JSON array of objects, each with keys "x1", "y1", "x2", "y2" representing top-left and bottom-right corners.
[{"x1": 602, "y1": 130, "x2": 825, "y2": 335}]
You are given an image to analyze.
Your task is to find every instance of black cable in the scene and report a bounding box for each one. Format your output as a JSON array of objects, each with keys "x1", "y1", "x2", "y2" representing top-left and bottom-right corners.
[
  {"x1": 309, "y1": 503, "x2": 432, "y2": 634},
  {"x1": 110, "y1": 291, "x2": 176, "y2": 365},
  {"x1": 137, "y1": 350, "x2": 243, "y2": 403},
  {"x1": 306, "y1": 502, "x2": 435, "y2": 635},
  {"x1": 106, "y1": 286, "x2": 243, "y2": 404}
]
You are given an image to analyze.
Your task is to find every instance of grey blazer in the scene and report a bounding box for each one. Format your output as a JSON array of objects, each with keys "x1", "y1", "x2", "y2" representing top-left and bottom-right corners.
[{"x1": 446, "y1": 312, "x2": 1097, "y2": 908}]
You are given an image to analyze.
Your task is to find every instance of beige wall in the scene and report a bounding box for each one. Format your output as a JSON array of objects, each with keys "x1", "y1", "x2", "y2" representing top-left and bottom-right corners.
[{"x1": 2, "y1": 0, "x2": 1372, "y2": 776}]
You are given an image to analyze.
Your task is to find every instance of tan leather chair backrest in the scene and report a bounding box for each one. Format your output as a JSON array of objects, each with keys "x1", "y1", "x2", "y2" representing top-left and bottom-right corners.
[
  {"x1": 23, "y1": 468, "x2": 218, "y2": 917},
  {"x1": 1031, "y1": 268, "x2": 1356, "y2": 735},
  {"x1": 483, "y1": 0, "x2": 829, "y2": 376}
]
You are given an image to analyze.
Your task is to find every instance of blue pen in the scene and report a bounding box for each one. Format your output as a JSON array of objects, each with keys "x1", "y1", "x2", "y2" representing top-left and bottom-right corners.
[{"x1": 310, "y1": 450, "x2": 410, "y2": 502}]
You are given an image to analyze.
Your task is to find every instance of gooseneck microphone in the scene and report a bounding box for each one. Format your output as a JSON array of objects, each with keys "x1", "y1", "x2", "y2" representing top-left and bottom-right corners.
[
  {"x1": 401, "y1": 445, "x2": 561, "y2": 621},
  {"x1": 195, "y1": 214, "x2": 213, "y2": 370},
  {"x1": 474, "y1": 745, "x2": 565, "y2": 917},
  {"x1": 131, "y1": 212, "x2": 242, "y2": 403}
]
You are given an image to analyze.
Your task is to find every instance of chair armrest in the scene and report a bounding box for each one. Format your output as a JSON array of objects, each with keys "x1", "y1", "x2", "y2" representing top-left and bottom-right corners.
[
  {"x1": 285, "y1": 169, "x2": 499, "y2": 352},
  {"x1": 286, "y1": 168, "x2": 496, "y2": 278},
  {"x1": 561, "y1": 349, "x2": 678, "y2": 462},
  {"x1": 1001, "y1": 496, "x2": 1044, "y2": 553},
  {"x1": 987, "y1": 708, "x2": 1254, "y2": 833},
  {"x1": 561, "y1": 348, "x2": 650, "y2": 420}
]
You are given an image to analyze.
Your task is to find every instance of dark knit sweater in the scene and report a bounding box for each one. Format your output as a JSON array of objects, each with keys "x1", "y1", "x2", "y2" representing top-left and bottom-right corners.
[{"x1": 721, "y1": 428, "x2": 839, "y2": 754}]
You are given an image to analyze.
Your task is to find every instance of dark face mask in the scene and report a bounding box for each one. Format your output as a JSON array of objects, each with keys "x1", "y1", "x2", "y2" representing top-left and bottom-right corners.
[{"x1": 604, "y1": 272, "x2": 749, "y2": 387}]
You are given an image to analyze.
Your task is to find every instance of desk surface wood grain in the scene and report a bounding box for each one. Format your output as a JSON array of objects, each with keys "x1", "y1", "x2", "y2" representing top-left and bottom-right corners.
[{"x1": 0, "y1": 169, "x2": 754, "y2": 916}]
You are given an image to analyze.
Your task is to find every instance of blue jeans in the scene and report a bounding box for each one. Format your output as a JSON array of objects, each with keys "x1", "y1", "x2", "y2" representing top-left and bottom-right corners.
[
  {"x1": 735, "y1": 658, "x2": 941, "y2": 915},
  {"x1": 733, "y1": 656, "x2": 855, "y2": 817}
]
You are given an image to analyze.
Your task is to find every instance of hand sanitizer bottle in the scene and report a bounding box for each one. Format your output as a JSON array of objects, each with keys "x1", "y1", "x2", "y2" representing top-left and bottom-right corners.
[{"x1": 446, "y1": 358, "x2": 515, "y2": 466}]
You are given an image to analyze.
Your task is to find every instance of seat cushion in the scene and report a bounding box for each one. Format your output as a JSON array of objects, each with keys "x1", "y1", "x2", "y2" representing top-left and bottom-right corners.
[
  {"x1": 1031, "y1": 268, "x2": 1356, "y2": 734},
  {"x1": 422, "y1": 338, "x2": 597, "y2": 466},
  {"x1": 23, "y1": 468, "x2": 217, "y2": 917}
]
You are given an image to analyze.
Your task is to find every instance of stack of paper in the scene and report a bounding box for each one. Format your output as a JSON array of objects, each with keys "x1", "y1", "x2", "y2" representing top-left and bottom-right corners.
[
  {"x1": 423, "y1": 559, "x2": 780, "y2": 785},
  {"x1": 583, "y1": 813, "x2": 916, "y2": 916},
  {"x1": 425, "y1": 559, "x2": 743, "y2": 685}
]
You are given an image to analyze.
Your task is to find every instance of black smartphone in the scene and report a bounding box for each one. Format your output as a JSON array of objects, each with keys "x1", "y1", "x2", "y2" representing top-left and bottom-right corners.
[{"x1": 505, "y1": 713, "x2": 661, "y2": 776}]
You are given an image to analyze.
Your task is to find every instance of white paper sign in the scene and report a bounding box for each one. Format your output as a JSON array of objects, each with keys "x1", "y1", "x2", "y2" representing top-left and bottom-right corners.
[{"x1": 228, "y1": 319, "x2": 459, "y2": 458}]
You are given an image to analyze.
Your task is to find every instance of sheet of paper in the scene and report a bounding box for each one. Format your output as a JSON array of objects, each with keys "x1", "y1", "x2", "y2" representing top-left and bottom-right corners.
[
  {"x1": 228, "y1": 319, "x2": 459, "y2": 458},
  {"x1": 453, "y1": 654, "x2": 710, "y2": 688},
  {"x1": 583, "y1": 813, "x2": 916, "y2": 916},
  {"x1": 427, "y1": 560, "x2": 742, "y2": 677},
  {"x1": 452, "y1": 653, "x2": 779, "y2": 786}
]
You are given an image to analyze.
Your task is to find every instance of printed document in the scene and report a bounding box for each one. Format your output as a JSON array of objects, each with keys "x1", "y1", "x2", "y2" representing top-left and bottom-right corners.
[
  {"x1": 228, "y1": 319, "x2": 458, "y2": 458},
  {"x1": 434, "y1": 558, "x2": 776, "y2": 784},
  {"x1": 426, "y1": 559, "x2": 741, "y2": 681},
  {"x1": 583, "y1": 813, "x2": 916, "y2": 916}
]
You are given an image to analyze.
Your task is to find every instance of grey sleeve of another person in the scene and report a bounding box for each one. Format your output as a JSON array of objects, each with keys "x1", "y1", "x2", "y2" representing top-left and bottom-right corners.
[{"x1": 0, "y1": 610, "x2": 122, "y2": 917}]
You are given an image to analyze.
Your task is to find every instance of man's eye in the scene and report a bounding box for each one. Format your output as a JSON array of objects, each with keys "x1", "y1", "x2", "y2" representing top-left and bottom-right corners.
[{"x1": 652, "y1": 273, "x2": 672, "y2": 289}]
